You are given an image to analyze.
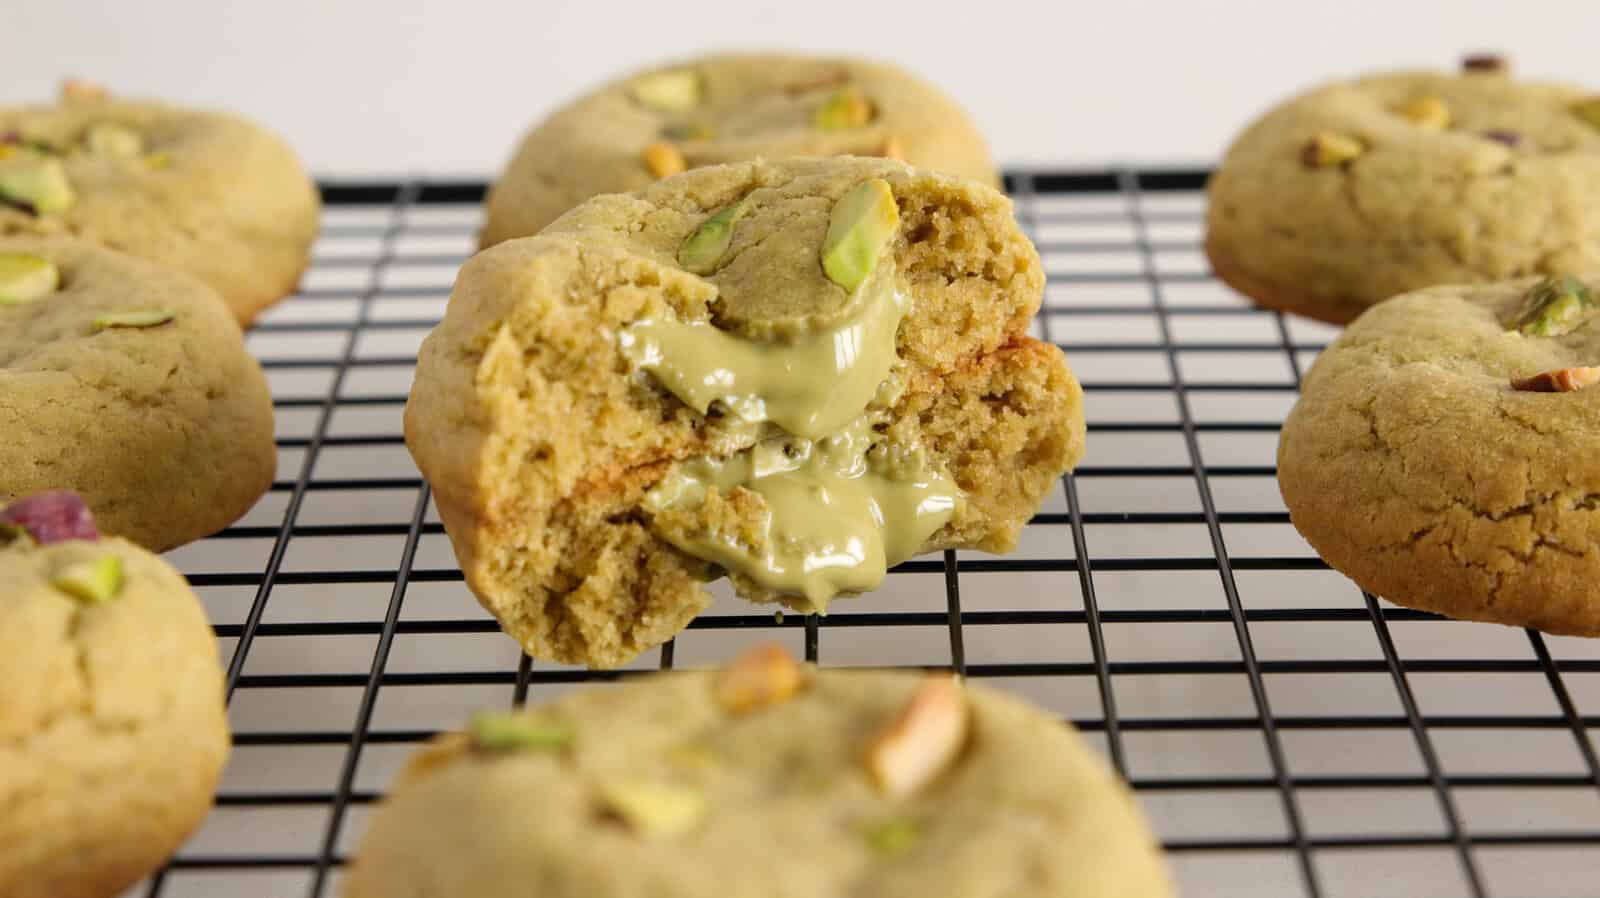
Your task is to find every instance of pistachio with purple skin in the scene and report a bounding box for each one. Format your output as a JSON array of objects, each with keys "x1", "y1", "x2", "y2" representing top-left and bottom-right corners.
[
  {"x1": 1482, "y1": 130, "x2": 1521, "y2": 147},
  {"x1": 0, "y1": 491, "x2": 99, "y2": 544},
  {"x1": 1461, "y1": 53, "x2": 1508, "y2": 74}
]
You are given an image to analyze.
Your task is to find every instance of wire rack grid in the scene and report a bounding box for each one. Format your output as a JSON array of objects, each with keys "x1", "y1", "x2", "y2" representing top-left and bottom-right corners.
[{"x1": 124, "y1": 169, "x2": 1600, "y2": 898}]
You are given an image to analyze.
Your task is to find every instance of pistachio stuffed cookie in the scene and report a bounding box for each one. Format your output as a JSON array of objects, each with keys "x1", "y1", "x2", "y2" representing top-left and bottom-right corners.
[
  {"x1": 344, "y1": 643, "x2": 1173, "y2": 898},
  {"x1": 1280, "y1": 275, "x2": 1600, "y2": 634},
  {"x1": 0, "y1": 236, "x2": 276, "y2": 551},
  {"x1": 1207, "y1": 56, "x2": 1600, "y2": 324},
  {"x1": 0, "y1": 491, "x2": 230, "y2": 898},
  {"x1": 0, "y1": 80, "x2": 320, "y2": 325},
  {"x1": 407, "y1": 157, "x2": 1083, "y2": 668},
  {"x1": 480, "y1": 53, "x2": 998, "y2": 246}
]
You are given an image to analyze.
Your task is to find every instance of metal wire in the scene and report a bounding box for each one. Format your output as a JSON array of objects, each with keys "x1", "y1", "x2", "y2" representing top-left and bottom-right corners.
[{"x1": 135, "y1": 170, "x2": 1600, "y2": 898}]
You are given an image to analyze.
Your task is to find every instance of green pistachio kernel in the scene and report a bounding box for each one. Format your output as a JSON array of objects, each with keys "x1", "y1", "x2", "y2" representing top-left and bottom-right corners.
[
  {"x1": 814, "y1": 85, "x2": 874, "y2": 131},
  {"x1": 628, "y1": 69, "x2": 702, "y2": 114},
  {"x1": 0, "y1": 253, "x2": 60, "y2": 304},
  {"x1": 820, "y1": 178, "x2": 899, "y2": 292},
  {"x1": 598, "y1": 781, "x2": 707, "y2": 837},
  {"x1": 0, "y1": 155, "x2": 75, "y2": 214},
  {"x1": 82, "y1": 123, "x2": 144, "y2": 158},
  {"x1": 677, "y1": 197, "x2": 751, "y2": 275},
  {"x1": 93, "y1": 309, "x2": 177, "y2": 330},
  {"x1": 862, "y1": 817, "x2": 922, "y2": 858},
  {"x1": 468, "y1": 710, "x2": 575, "y2": 752},
  {"x1": 1506, "y1": 275, "x2": 1596, "y2": 337},
  {"x1": 51, "y1": 556, "x2": 124, "y2": 603}
]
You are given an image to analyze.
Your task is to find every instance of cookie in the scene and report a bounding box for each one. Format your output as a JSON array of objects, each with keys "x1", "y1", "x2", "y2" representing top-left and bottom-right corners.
[
  {"x1": 0, "y1": 492, "x2": 230, "y2": 898},
  {"x1": 0, "y1": 81, "x2": 320, "y2": 324},
  {"x1": 0, "y1": 237, "x2": 276, "y2": 551},
  {"x1": 406, "y1": 157, "x2": 1083, "y2": 668},
  {"x1": 1206, "y1": 57, "x2": 1600, "y2": 324},
  {"x1": 344, "y1": 644, "x2": 1172, "y2": 898},
  {"x1": 1279, "y1": 275, "x2": 1600, "y2": 634},
  {"x1": 480, "y1": 53, "x2": 997, "y2": 246}
]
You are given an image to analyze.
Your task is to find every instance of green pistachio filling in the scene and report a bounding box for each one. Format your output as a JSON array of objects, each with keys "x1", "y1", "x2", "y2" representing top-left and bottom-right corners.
[
  {"x1": 643, "y1": 416, "x2": 959, "y2": 611},
  {"x1": 619, "y1": 257, "x2": 908, "y2": 441}
]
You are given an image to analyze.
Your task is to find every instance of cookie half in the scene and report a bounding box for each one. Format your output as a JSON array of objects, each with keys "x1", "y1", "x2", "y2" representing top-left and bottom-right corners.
[
  {"x1": 1207, "y1": 59, "x2": 1600, "y2": 324},
  {"x1": 0, "y1": 82, "x2": 320, "y2": 324},
  {"x1": 480, "y1": 53, "x2": 997, "y2": 246},
  {"x1": 0, "y1": 237, "x2": 276, "y2": 551},
  {"x1": 1280, "y1": 275, "x2": 1600, "y2": 634},
  {"x1": 344, "y1": 645, "x2": 1172, "y2": 898},
  {"x1": 0, "y1": 492, "x2": 230, "y2": 898},
  {"x1": 407, "y1": 158, "x2": 1083, "y2": 667}
]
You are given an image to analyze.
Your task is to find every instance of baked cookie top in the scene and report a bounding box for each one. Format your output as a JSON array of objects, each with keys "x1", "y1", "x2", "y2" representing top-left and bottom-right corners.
[
  {"x1": 0, "y1": 491, "x2": 230, "y2": 898},
  {"x1": 1207, "y1": 58, "x2": 1600, "y2": 323},
  {"x1": 0, "y1": 81, "x2": 320, "y2": 324},
  {"x1": 0, "y1": 236, "x2": 276, "y2": 551},
  {"x1": 480, "y1": 53, "x2": 997, "y2": 246},
  {"x1": 1279, "y1": 275, "x2": 1600, "y2": 634},
  {"x1": 407, "y1": 157, "x2": 1081, "y2": 667},
  {"x1": 344, "y1": 645, "x2": 1172, "y2": 898}
]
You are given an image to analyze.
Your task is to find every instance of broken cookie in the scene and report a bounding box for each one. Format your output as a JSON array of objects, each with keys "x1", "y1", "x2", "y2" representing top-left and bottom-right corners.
[{"x1": 406, "y1": 157, "x2": 1083, "y2": 668}]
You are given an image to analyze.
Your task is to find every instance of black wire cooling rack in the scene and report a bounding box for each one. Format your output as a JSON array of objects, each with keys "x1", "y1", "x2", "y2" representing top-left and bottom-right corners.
[{"x1": 134, "y1": 169, "x2": 1600, "y2": 898}]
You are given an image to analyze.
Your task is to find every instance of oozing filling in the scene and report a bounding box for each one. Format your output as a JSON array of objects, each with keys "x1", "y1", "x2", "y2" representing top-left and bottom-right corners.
[{"x1": 619, "y1": 185, "x2": 962, "y2": 610}]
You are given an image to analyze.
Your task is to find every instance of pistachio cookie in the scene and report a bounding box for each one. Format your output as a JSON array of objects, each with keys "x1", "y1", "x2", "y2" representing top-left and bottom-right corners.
[
  {"x1": 0, "y1": 237, "x2": 276, "y2": 551},
  {"x1": 1280, "y1": 275, "x2": 1600, "y2": 634},
  {"x1": 480, "y1": 53, "x2": 997, "y2": 246},
  {"x1": 407, "y1": 157, "x2": 1083, "y2": 667},
  {"x1": 1207, "y1": 56, "x2": 1600, "y2": 324},
  {"x1": 345, "y1": 644, "x2": 1172, "y2": 898},
  {"x1": 0, "y1": 80, "x2": 319, "y2": 324},
  {"x1": 0, "y1": 492, "x2": 230, "y2": 898}
]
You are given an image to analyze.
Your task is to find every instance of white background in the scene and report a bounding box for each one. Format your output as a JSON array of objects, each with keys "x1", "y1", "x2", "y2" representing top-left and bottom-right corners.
[{"x1": 9, "y1": 0, "x2": 1599, "y2": 176}]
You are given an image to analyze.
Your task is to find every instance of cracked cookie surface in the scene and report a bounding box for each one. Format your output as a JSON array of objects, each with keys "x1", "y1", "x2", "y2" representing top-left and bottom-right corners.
[
  {"x1": 0, "y1": 536, "x2": 229, "y2": 898},
  {"x1": 0, "y1": 237, "x2": 276, "y2": 551},
  {"x1": 1207, "y1": 67, "x2": 1600, "y2": 324},
  {"x1": 480, "y1": 53, "x2": 997, "y2": 247},
  {"x1": 344, "y1": 662, "x2": 1171, "y2": 898},
  {"x1": 405, "y1": 158, "x2": 1083, "y2": 668},
  {"x1": 1279, "y1": 276, "x2": 1600, "y2": 634},
  {"x1": 0, "y1": 86, "x2": 319, "y2": 325}
]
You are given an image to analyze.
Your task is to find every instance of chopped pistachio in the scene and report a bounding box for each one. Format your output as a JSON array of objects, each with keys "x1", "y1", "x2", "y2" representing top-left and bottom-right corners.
[
  {"x1": 0, "y1": 155, "x2": 75, "y2": 214},
  {"x1": 1572, "y1": 98, "x2": 1600, "y2": 132},
  {"x1": 1510, "y1": 366, "x2": 1600, "y2": 393},
  {"x1": 1300, "y1": 132, "x2": 1365, "y2": 168},
  {"x1": 814, "y1": 85, "x2": 874, "y2": 131},
  {"x1": 598, "y1": 781, "x2": 707, "y2": 837},
  {"x1": 628, "y1": 69, "x2": 702, "y2": 113},
  {"x1": 1400, "y1": 96, "x2": 1451, "y2": 129},
  {"x1": 144, "y1": 151, "x2": 172, "y2": 170},
  {"x1": 468, "y1": 710, "x2": 575, "y2": 752},
  {"x1": 51, "y1": 556, "x2": 124, "y2": 603},
  {"x1": 662, "y1": 119, "x2": 716, "y2": 141},
  {"x1": 1505, "y1": 275, "x2": 1596, "y2": 336},
  {"x1": 821, "y1": 177, "x2": 899, "y2": 292},
  {"x1": 0, "y1": 145, "x2": 15, "y2": 162},
  {"x1": 82, "y1": 123, "x2": 144, "y2": 158},
  {"x1": 1, "y1": 491, "x2": 99, "y2": 544},
  {"x1": 1461, "y1": 53, "x2": 1508, "y2": 73},
  {"x1": 676, "y1": 197, "x2": 751, "y2": 275},
  {"x1": 1482, "y1": 130, "x2": 1522, "y2": 148},
  {"x1": 862, "y1": 817, "x2": 922, "y2": 858},
  {"x1": 0, "y1": 253, "x2": 60, "y2": 304},
  {"x1": 642, "y1": 141, "x2": 687, "y2": 179},
  {"x1": 863, "y1": 674, "x2": 968, "y2": 798},
  {"x1": 713, "y1": 642, "x2": 806, "y2": 714},
  {"x1": 874, "y1": 135, "x2": 906, "y2": 161},
  {"x1": 60, "y1": 78, "x2": 109, "y2": 102},
  {"x1": 93, "y1": 309, "x2": 176, "y2": 330}
]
